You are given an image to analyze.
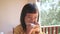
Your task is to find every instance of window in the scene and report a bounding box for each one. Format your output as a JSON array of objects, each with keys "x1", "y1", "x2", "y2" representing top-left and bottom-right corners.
[
  {"x1": 40, "y1": 0, "x2": 60, "y2": 26},
  {"x1": 37, "y1": 0, "x2": 60, "y2": 34}
]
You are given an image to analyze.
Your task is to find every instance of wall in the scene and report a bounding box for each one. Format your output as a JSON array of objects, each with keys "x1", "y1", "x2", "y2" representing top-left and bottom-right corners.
[{"x1": 0, "y1": 0, "x2": 28, "y2": 34}]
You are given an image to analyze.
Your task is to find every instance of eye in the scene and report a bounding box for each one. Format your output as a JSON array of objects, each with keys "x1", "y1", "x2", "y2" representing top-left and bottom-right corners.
[{"x1": 27, "y1": 16, "x2": 31, "y2": 18}]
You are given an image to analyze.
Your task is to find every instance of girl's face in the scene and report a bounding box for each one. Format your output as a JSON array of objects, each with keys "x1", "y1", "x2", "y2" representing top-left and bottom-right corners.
[{"x1": 24, "y1": 12, "x2": 38, "y2": 25}]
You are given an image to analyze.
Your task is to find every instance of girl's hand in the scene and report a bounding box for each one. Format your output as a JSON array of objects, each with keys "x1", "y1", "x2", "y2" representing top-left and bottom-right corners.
[{"x1": 26, "y1": 23, "x2": 40, "y2": 34}]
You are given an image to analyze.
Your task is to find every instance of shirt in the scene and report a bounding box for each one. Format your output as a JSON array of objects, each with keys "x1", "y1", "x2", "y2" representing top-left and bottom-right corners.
[{"x1": 14, "y1": 24, "x2": 44, "y2": 34}]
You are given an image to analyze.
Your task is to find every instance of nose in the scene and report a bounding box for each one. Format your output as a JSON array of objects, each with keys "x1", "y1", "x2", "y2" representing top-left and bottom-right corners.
[
  {"x1": 31, "y1": 19, "x2": 34, "y2": 23},
  {"x1": 31, "y1": 18, "x2": 35, "y2": 23},
  {"x1": 31, "y1": 18, "x2": 35, "y2": 22}
]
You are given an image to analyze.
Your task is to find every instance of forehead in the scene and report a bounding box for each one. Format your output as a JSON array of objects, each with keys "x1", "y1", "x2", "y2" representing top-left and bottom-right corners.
[{"x1": 26, "y1": 13, "x2": 38, "y2": 16}]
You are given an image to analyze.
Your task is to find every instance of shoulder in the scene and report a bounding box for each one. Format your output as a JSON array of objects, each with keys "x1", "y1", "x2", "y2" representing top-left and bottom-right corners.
[
  {"x1": 14, "y1": 24, "x2": 23, "y2": 31},
  {"x1": 14, "y1": 24, "x2": 24, "y2": 34}
]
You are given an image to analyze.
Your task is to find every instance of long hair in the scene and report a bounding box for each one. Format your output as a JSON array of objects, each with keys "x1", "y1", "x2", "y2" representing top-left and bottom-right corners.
[{"x1": 20, "y1": 3, "x2": 39, "y2": 31}]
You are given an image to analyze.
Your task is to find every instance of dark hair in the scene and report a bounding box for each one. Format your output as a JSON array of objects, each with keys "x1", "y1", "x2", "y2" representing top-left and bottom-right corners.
[{"x1": 20, "y1": 3, "x2": 39, "y2": 31}]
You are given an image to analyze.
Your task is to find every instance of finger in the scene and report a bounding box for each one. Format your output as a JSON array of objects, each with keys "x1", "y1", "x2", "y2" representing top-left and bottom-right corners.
[{"x1": 33, "y1": 25, "x2": 40, "y2": 29}]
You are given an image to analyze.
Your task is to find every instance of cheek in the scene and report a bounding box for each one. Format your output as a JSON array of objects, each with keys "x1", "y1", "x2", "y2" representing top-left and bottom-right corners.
[
  {"x1": 25, "y1": 17, "x2": 31, "y2": 23},
  {"x1": 34, "y1": 19, "x2": 38, "y2": 22}
]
